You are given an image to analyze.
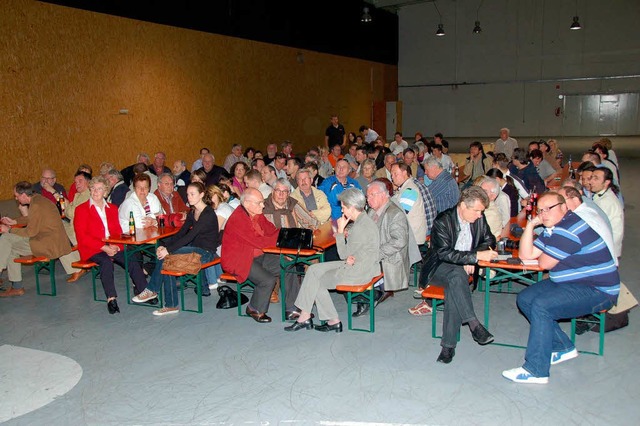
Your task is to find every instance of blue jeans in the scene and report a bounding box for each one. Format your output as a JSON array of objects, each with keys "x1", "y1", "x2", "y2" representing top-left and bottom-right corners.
[
  {"x1": 517, "y1": 279, "x2": 616, "y2": 377},
  {"x1": 147, "y1": 246, "x2": 214, "y2": 308}
]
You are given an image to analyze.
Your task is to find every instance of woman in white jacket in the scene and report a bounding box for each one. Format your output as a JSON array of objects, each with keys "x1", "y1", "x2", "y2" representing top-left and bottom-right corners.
[{"x1": 118, "y1": 174, "x2": 163, "y2": 231}]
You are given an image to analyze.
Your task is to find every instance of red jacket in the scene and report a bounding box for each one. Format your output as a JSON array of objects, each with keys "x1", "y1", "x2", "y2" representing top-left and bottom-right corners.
[
  {"x1": 74, "y1": 200, "x2": 124, "y2": 261},
  {"x1": 221, "y1": 206, "x2": 278, "y2": 282},
  {"x1": 154, "y1": 189, "x2": 188, "y2": 215}
]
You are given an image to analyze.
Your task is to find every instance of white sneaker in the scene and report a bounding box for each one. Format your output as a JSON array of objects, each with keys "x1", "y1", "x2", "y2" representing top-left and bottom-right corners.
[
  {"x1": 413, "y1": 288, "x2": 424, "y2": 299},
  {"x1": 208, "y1": 282, "x2": 219, "y2": 290},
  {"x1": 550, "y1": 348, "x2": 578, "y2": 365},
  {"x1": 152, "y1": 307, "x2": 179, "y2": 316},
  {"x1": 502, "y1": 367, "x2": 549, "y2": 384},
  {"x1": 132, "y1": 289, "x2": 157, "y2": 303}
]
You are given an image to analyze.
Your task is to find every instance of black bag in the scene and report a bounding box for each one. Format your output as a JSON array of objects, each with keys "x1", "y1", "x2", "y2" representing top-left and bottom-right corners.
[
  {"x1": 592, "y1": 310, "x2": 629, "y2": 333},
  {"x1": 216, "y1": 284, "x2": 248, "y2": 309},
  {"x1": 276, "y1": 227, "x2": 313, "y2": 251}
]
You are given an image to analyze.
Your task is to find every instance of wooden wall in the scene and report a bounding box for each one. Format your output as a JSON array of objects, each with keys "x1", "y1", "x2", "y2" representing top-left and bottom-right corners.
[{"x1": 0, "y1": 0, "x2": 398, "y2": 199}]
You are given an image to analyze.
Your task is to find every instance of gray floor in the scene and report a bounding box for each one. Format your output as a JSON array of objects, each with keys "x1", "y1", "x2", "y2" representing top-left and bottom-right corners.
[{"x1": 1, "y1": 138, "x2": 639, "y2": 425}]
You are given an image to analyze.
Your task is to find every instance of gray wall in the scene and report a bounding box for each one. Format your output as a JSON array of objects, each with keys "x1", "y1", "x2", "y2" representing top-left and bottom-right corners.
[{"x1": 397, "y1": 0, "x2": 640, "y2": 138}]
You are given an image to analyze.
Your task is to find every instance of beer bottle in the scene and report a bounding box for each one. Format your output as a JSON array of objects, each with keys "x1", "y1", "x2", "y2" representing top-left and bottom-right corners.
[
  {"x1": 454, "y1": 163, "x2": 459, "y2": 179},
  {"x1": 55, "y1": 194, "x2": 63, "y2": 216},
  {"x1": 128, "y1": 211, "x2": 136, "y2": 236},
  {"x1": 58, "y1": 192, "x2": 66, "y2": 215}
]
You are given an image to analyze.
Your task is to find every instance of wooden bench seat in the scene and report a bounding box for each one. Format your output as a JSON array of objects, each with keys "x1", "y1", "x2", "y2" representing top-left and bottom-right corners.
[
  {"x1": 14, "y1": 256, "x2": 56, "y2": 296},
  {"x1": 72, "y1": 260, "x2": 102, "y2": 302},
  {"x1": 336, "y1": 273, "x2": 384, "y2": 333},
  {"x1": 160, "y1": 257, "x2": 221, "y2": 313}
]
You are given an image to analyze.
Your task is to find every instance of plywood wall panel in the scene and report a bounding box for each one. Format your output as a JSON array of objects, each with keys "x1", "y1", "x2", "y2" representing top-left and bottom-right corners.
[{"x1": 0, "y1": 0, "x2": 396, "y2": 199}]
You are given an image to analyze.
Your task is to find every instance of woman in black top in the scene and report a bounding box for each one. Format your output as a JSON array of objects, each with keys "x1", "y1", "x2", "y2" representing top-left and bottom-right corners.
[{"x1": 132, "y1": 182, "x2": 220, "y2": 316}]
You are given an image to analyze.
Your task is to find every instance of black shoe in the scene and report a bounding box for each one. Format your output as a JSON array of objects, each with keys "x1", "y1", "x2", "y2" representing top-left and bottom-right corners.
[
  {"x1": 145, "y1": 297, "x2": 159, "y2": 305},
  {"x1": 314, "y1": 322, "x2": 343, "y2": 333},
  {"x1": 471, "y1": 324, "x2": 494, "y2": 345},
  {"x1": 375, "y1": 291, "x2": 394, "y2": 307},
  {"x1": 284, "y1": 318, "x2": 314, "y2": 332},
  {"x1": 352, "y1": 303, "x2": 370, "y2": 318},
  {"x1": 285, "y1": 310, "x2": 315, "y2": 321},
  {"x1": 107, "y1": 299, "x2": 120, "y2": 314},
  {"x1": 194, "y1": 287, "x2": 211, "y2": 297},
  {"x1": 436, "y1": 347, "x2": 455, "y2": 364}
]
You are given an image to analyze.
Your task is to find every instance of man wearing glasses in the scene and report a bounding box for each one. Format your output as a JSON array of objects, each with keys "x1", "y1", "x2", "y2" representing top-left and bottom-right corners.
[
  {"x1": 503, "y1": 192, "x2": 620, "y2": 384},
  {"x1": 221, "y1": 188, "x2": 281, "y2": 323},
  {"x1": 33, "y1": 168, "x2": 67, "y2": 204}
]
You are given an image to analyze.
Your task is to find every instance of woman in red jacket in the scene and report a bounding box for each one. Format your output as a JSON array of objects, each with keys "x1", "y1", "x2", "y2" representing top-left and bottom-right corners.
[{"x1": 74, "y1": 177, "x2": 148, "y2": 314}]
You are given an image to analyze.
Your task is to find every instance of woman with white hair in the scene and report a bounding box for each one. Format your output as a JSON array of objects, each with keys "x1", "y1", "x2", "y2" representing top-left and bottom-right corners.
[{"x1": 284, "y1": 188, "x2": 380, "y2": 333}]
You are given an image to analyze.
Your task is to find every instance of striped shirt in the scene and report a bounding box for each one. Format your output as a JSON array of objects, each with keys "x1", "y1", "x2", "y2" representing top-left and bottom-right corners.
[
  {"x1": 534, "y1": 211, "x2": 619, "y2": 296},
  {"x1": 427, "y1": 171, "x2": 460, "y2": 213}
]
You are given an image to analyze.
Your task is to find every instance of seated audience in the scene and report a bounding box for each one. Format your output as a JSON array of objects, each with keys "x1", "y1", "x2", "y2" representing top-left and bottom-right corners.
[
  {"x1": 68, "y1": 163, "x2": 93, "y2": 201},
  {"x1": 155, "y1": 173, "x2": 189, "y2": 218},
  {"x1": 105, "y1": 169, "x2": 128, "y2": 207},
  {"x1": 423, "y1": 157, "x2": 459, "y2": 213},
  {"x1": 132, "y1": 182, "x2": 220, "y2": 315},
  {"x1": 74, "y1": 177, "x2": 148, "y2": 314},
  {"x1": 33, "y1": 168, "x2": 67, "y2": 204},
  {"x1": 494, "y1": 127, "x2": 518, "y2": 160},
  {"x1": 529, "y1": 149, "x2": 560, "y2": 186},
  {"x1": 218, "y1": 183, "x2": 240, "y2": 209},
  {"x1": 476, "y1": 176, "x2": 510, "y2": 238},
  {"x1": 122, "y1": 153, "x2": 150, "y2": 186},
  {"x1": 286, "y1": 157, "x2": 302, "y2": 189},
  {"x1": 150, "y1": 152, "x2": 171, "y2": 176},
  {"x1": 327, "y1": 144, "x2": 343, "y2": 169},
  {"x1": 303, "y1": 161, "x2": 324, "y2": 187},
  {"x1": 486, "y1": 168, "x2": 519, "y2": 217},
  {"x1": 403, "y1": 147, "x2": 425, "y2": 179},
  {"x1": 0, "y1": 181, "x2": 83, "y2": 297},
  {"x1": 356, "y1": 158, "x2": 377, "y2": 191},
  {"x1": 244, "y1": 169, "x2": 272, "y2": 199},
  {"x1": 172, "y1": 160, "x2": 191, "y2": 188},
  {"x1": 223, "y1": 144, "x2": 248, "y2": 173},
  {"x1": 199, "y1": 153, "x2": 231, "y2": 187},
  {"x1": 510, "y1": 148, "x2": 545, "y2": 195},
  {"x1": 589, "y1": 168, "x2": 624, "y2": 257},
  {"x1": 416, "y1": 186, "x2": 497, "y2": 363},
  {"x1": 263, "y1": 179, "x2": 318, "y2": 230},
  {"x1": 319, "y1": 159, "x2": 362, "y2": 220},
  {"x1": 230, "y1": 161, "x2": 249, "y2": 197},
  {"x1": 290, "y1": 168, "x2": 331, "y2": 224},
  {"x1": 221, "y1": 188, "x2": 281, "y2": 323},
  {"x1": 503, "y1": 192, "x2": 619, "y2": 384},
  {"x1": 375, "y1": 153, "x2": 396, "y2": 180},
  {"x1": 119, "y1": 174, "x2": 162, "y2": 230},
  {"x1": 128, "y1": 162, "x2": 158, "y2": 194},
  {"x1": 64, "y1": 171, "x2": 92, "y2": 245},
  {"x1": 284, "y1": 189, "x2": 380, "y2": 333},
  {"x1": 191, "y1": 147, "x2": 210, "y2": 172},
  {"x1": 460, "y1": 141, "x2": 492, "y2": 186},
  {"x1": 391, "y1": 162, "x2": 427, "y2": 243}
]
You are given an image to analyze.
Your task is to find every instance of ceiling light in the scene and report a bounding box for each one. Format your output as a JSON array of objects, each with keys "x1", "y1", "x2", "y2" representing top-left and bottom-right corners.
[
  {"x1": 434, "y1": 2, "x2": 444, "y2": 37},
  {"x1": 570, "y1": 15, "x2": 581, "y2": 30},
  {"x1": 473, "y1": 21, "x2": 482, "y2": 34},
  {"x1": 361, "y1": 7, "x2": 372, "y2": 23}
]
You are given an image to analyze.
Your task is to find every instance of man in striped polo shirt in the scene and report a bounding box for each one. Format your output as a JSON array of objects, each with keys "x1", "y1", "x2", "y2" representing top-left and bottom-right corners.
[{"x1": 502, "y1": 192, "x2": 620, "y2": 384}]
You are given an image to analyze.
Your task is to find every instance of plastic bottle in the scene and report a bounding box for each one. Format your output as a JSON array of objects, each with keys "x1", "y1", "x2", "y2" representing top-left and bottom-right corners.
[{"x1": 128, "y1": 211, "x2": 136, "y2": 236}]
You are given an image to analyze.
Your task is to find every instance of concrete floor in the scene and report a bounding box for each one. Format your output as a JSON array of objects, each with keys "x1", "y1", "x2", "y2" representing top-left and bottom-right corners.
[{"x1": 0, "y1": 136, "x2": 638, "y2": 425}]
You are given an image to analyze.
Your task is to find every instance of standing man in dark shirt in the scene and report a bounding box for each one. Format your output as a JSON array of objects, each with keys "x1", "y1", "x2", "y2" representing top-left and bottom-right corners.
[{"x1": 325, "y1": 114, "x2": 346, "y2": 150}]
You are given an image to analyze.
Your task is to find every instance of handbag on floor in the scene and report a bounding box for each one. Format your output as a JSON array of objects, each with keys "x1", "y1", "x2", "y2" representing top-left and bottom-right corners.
[{"x1": 161, "y1": 252, "x2": 202, "y2": 275}]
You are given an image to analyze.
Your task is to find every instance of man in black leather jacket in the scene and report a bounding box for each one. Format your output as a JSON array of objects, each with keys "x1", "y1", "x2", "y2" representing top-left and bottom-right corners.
[{"x1": 419, "y1": 186, "x2": 498, "y2": 363}]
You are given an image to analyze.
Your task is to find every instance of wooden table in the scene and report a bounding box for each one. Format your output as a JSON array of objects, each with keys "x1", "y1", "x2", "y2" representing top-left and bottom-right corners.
[
  {"x1": 104, "y1": 225, "x2": 181, "y2": 306},
  {"x1": 263, "y1": 221, "x2": 337, "y2": 321}
]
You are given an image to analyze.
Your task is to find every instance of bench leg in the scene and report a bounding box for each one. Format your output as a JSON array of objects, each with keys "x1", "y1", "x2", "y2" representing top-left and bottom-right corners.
[
  {"x1": 91, "y1": 266, "x2": 105, "y2": 302},
  {"x1": 237, "y1": 281, "x2": 255, "y2": 317},
  {"x1": 35, "y1": 260, "x2": 57, "y2": 297}
]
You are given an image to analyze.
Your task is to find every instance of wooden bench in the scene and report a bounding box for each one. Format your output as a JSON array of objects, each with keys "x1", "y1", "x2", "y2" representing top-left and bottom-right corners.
[
  {"x1": 570, "y1": 310, "x2": 606, "y2": 356},
  {"x1": 14, "y1": 256, "x2": 56, "y2": 296},
  {"x1": 336, "y1": 273, "x2": 384, "y2": 333},
  {"x1": 71, "y1": 260, "x2": 102, "y2": 301},
  {"x1": 421, "y1": 284, "x2": 460, "y2": 341},
  {"x1": 161, "y1": 258, "x2": 221, "y2": 313}
]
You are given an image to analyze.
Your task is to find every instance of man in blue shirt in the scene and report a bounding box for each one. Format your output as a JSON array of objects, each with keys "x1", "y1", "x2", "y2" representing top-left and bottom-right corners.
[
  {"x1": 319, "y1": 159, "x2": 361, "y2": 220},
  {"x1": 502, "y1": 192, "x2": 619, "y2": 384}
]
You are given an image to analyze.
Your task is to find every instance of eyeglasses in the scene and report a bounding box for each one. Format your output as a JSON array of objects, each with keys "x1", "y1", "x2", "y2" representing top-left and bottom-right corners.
[
  {"x1": 273, "y1": 189, "x2": 289, "y2": 194},
  {"x1": 537, "y1": 202, "x2": 563, "y2": 215}
]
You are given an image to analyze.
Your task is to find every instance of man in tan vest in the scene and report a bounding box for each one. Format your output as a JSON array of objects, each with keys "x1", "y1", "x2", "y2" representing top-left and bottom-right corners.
[{"x1": 0, "y1": 181, "x2": 84, "y2": 297}]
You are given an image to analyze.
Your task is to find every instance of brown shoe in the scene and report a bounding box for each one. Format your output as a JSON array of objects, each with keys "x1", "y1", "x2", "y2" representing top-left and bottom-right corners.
[
  {"x1": 270, "y1": 287, "x2": 279, "y2": 303},
  {"x1": 0, "y1": 287, "x2": 25, "y2": 297},
  {"x1": 66, "y1": 269, "x2": 88, "y2": 283}
]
